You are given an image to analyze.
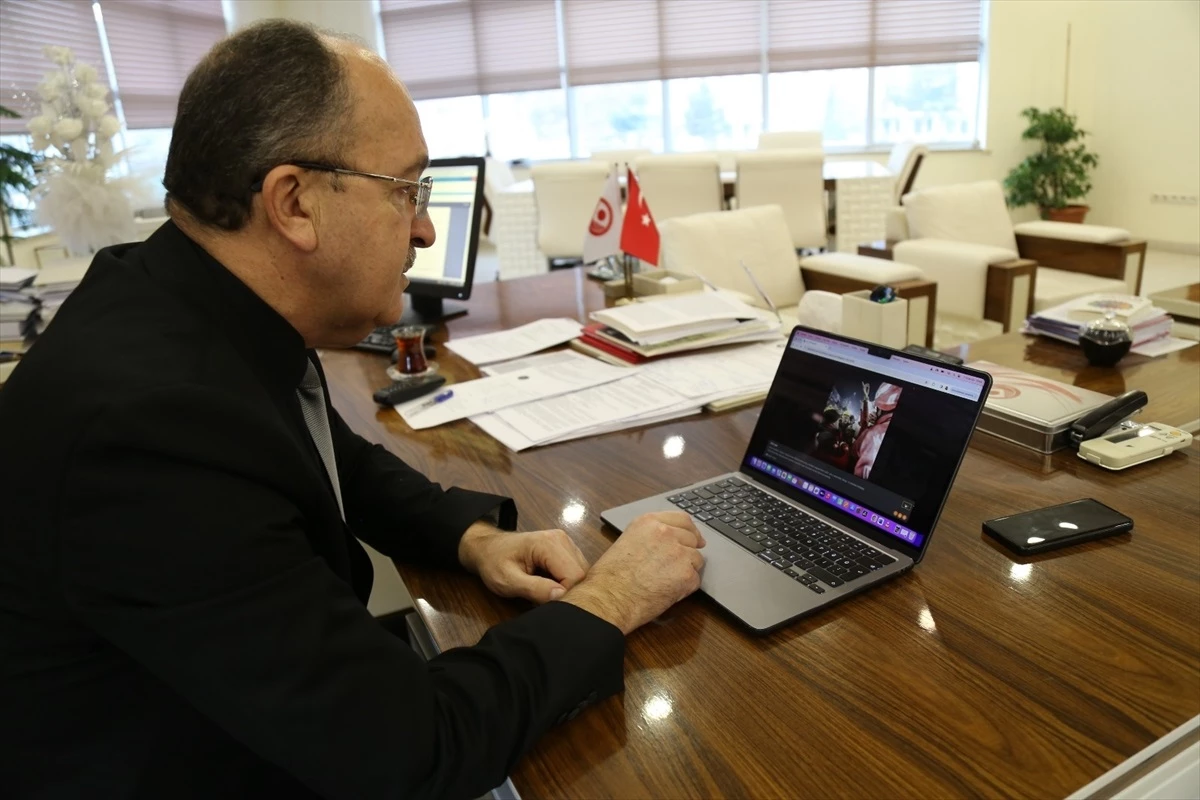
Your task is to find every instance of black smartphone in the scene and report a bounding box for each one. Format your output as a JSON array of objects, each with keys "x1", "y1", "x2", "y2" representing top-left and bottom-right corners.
[{"x1": 983, "y1": 498, "x2": 1133, "y2": 555}]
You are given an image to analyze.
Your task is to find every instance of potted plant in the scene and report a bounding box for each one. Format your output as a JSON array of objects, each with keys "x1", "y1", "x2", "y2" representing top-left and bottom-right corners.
[
  {"x1": 0, "y1": 105, "x2": 39, "y2": 266},
  {"x1": 1003, "y1": 106, "x2": 1099, "y2": 223}
]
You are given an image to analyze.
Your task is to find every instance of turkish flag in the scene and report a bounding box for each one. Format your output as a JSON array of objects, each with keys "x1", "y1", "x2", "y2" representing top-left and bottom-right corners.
[{"x1": 620, "y1": 169, "x2": 659, "y2": 266}]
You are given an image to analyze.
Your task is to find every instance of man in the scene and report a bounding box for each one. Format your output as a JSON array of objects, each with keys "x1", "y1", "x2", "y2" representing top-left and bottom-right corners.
[{"x1": 0, "y1": 20, "x2": 705, "y2": 799}]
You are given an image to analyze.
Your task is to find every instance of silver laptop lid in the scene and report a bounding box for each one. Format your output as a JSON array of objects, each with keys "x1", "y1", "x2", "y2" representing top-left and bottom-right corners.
[{"x1": 738, "y1": 327, "x2": 991, "y2": 562}]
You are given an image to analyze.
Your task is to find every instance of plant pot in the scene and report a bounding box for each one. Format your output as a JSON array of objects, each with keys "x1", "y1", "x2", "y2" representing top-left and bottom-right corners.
[{"x1": 1042, "y1": 205, "x2": 1090, "y2": 223}]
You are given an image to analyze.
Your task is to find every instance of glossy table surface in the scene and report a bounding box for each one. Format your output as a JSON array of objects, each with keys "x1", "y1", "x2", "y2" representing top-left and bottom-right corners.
[{"x1": 323, "y1": 270, "x2": 1200, "y2": 799}]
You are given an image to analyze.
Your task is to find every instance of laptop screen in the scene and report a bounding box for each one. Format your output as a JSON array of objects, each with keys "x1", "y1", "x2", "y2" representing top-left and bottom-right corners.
[{"x1": 741, "y1": 328, "x2": 989, "y2": 552}]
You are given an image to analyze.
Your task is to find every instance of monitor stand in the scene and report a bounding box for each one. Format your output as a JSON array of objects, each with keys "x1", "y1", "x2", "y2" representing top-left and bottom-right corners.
[{"x1": 397, "y1": 294, "x2": 469, "y2": 328}]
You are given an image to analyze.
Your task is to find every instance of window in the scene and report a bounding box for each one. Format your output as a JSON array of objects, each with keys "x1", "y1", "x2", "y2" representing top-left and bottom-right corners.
[
  {"x1": 415, "y1": 96, "x2": 486, "y2": 160},
  {"x1": 767, "y1": 69, "x2": 870, "y2": 149},
  {"x1": 572, "y1": 80, "x2": 664, "y2": 157},
  {"x1": 872, "y1": 62, "x2": 981, "y2": 146},
  {"x1": 376, "y1": 0, "x2": 988, "y2": 162},
  {"x1": 668, "y1": 74, "x2": 762, "y2": 153},
  {"x1": 486, "y1": 88, "x2": 570, "y2": 162}
]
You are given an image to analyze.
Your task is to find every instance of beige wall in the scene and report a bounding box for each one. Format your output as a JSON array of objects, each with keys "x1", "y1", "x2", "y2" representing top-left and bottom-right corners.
[
  {"x1": 913, "y1": 0, "x2": 1200, "y2": 247},
  {"x1": 228, "y1": 0, "x2": 381, "y2": 52}
]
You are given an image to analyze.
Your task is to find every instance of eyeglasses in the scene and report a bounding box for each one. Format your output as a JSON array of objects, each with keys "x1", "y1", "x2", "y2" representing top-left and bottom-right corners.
[{"x1": 251, "y1": 161, "x2": 433, "y2": 215}]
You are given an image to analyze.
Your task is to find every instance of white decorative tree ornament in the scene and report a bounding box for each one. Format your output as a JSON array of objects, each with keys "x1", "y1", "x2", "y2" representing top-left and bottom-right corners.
[{"x1": 27, "y1": 46, "x2": 137, "y2": 256}]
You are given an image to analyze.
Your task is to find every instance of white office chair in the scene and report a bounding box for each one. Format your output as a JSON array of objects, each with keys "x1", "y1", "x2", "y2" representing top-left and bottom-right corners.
[
  {"x1": 735, "y1": 149, "x2": 827, "y2": 250},
  {"x1": 659, "y1": 205, "x2": 936, "y2": 344},
  {"x1": 480, "y1": 156, "x2": 515, "y2": 239},
  {"x1": 758, "y1": 130, "x2": 823, "y2": 151},
  {"x1": 589, "y1": 149, "x2": 653, "y2": 177},
  {"x1": 632, "y1": 153, "x2": 725, "y2": 222},
  {"x1": 530, "y1": 161, "x2": 610, "y2": 263},
  {"x1": 887, "y1": 141, "x2": 928, "y2": 204}
]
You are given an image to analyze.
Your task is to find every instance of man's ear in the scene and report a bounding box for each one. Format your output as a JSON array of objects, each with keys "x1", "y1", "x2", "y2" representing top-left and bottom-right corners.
[{"x1": 258, "y1": 166, "x2": 319, "y2": 253}]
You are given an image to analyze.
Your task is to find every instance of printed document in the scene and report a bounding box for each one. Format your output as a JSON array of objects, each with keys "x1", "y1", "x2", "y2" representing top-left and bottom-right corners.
[
  {"x1": 398, "y1": 356, "x2": 629, "y2": 429},
  {"x1": 494, "y1": 373, "x2": 689, "y2": 444},
  {"x1": 445, "y1": 317, "x2": 583, "y2": 366},
  {"x1": 640, "y1": 340, "x2": 786, "y2": 400}
]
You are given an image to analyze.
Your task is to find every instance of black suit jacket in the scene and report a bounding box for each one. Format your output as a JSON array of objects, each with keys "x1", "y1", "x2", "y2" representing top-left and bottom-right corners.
[{"x1": 0, "y1": 222, "x2": 623, "y2": 799}]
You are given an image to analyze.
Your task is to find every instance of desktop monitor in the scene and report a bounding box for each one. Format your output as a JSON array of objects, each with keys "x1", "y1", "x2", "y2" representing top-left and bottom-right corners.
[{"x1": 400, "y1": 156, "x2": 485, "y2": 325}]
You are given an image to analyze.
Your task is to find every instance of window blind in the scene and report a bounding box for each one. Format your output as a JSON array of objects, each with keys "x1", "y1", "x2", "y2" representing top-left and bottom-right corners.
[
  {"x1": 660, "y1": 0, "x2": 762, "y2": 80},
  {"x1": 379, "y1": 0, "x2": 560, "y2": 100},
  {"x1": 378, "y1": 0, "x2": 984, "y2": 97},
  {"x1": 562, "y1": 0, "x2": 662, "y2": 86},
  {"x1": 99, "y1": 0, "x2": 227, "y2": 129},
  {"x1": 563, "y1": 0, "x2": 762, "y2": 86},
  {"x1": 768, "y1": 0, "x2": 982, "y2": 73},
  {"x1": 0, "y1": 0, "x2": 112, "y2": 135}
]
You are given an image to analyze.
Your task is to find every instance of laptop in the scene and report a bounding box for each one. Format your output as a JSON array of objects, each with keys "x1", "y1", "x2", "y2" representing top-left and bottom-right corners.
[{"x1": 602, "y1": 326, "x2": 992, "y2": 632}]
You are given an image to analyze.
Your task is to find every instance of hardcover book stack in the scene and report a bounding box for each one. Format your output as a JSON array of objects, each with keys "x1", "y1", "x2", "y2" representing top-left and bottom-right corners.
[
  {"x1": 1025, "y1": 293, "x2": 1171, "y2": 348},
  {"x1": 570, "y1": 290, "x2": 780, "y2": 366}
]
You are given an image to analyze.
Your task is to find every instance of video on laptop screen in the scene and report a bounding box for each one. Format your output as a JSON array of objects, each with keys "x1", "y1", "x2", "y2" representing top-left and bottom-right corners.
[{"x1": 743, "y1": 330, "x2": 987, "y2": 549}]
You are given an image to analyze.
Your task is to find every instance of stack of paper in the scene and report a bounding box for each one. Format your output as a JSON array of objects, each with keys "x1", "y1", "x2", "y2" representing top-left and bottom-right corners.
[
  {"x1": 444, "y1": 317, "x2": 582, "y2": 366},
  {"x1": 1026, "y1": 293, "x2": 1171, "y2": 348},
  {"x1": 396, "y1": 353, "x2": 631, "y2": 430},
  {"x1": 28, "y1": 259, "x2": 91, "y2": 331},
  {"x1": 466, "y1": 343, "x2": 786, "y2": 451},
  {"x1": 583, "y1": 291, "x2": 779, "y2": 359},
  {"x1": 0, "y1": 268, "x2": 38, "y2": 340}
]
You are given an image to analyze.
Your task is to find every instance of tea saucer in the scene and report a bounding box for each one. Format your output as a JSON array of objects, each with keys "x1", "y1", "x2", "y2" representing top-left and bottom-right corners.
[{"x1": 386, "y1": 363, "x2": 439, "y2": 382}]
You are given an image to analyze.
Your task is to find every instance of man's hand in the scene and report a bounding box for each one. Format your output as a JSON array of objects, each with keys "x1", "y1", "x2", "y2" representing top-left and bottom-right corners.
[
  {"x1": 458, "y1": 522, "x2": 590, "y2": 604},
  {"x1": 560, "y1": 510, "x2": 705, "y2": 635}
]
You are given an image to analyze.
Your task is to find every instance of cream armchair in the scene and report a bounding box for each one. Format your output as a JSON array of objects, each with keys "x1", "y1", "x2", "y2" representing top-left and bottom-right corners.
[
  {"x1": 658, "y1": 205, "x2": 938, "y2": 346},
  {"x1": 864, "y1": 180, "x2": 1146, "y2": 334}
]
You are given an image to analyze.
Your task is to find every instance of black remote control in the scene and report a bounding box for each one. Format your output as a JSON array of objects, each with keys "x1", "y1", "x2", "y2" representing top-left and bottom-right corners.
[{"x1": 372, "y1": 374, "x2": 446, "y2": 406}]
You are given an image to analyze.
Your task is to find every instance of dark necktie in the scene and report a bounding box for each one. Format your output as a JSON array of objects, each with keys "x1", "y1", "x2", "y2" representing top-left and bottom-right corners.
[{"x1": 296, "y1": 357, "x2": 344, "y2": 518}]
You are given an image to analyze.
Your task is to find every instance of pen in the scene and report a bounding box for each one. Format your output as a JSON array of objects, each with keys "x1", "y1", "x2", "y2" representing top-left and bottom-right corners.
[
  {"x1": 411, "y1": 389, "x2": 454, "y2": 413},
  {"x1": 739, "y1": 260, "x2": 781, "y2": 324}
]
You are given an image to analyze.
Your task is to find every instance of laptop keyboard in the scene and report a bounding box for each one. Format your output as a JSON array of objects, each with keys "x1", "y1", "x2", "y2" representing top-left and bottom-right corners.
[{"x1": 668, "y1": 477, "x2": 896, "y2": 594}]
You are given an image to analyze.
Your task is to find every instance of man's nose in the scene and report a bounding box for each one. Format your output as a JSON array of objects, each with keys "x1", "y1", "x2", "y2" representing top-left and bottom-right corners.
[{"x1": 411, "y1": 213, "x2": 436, "y2": 248}]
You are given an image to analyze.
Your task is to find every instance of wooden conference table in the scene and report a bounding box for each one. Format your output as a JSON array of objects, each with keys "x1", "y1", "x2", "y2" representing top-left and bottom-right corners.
[{"x1": 322, "y1": 269, "x2": 1200, "y2": 799}]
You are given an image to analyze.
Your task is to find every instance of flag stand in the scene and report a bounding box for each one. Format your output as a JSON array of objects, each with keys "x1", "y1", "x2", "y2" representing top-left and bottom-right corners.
[{"x1": 622, "y1": 252, "x2": 634, "y2": 299}]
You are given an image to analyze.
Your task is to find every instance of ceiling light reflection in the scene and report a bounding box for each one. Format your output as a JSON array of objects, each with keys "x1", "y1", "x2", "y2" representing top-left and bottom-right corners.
[
  {"x1": 918, "y1": 608, "x2": 937, "y2": 633},
  {"x1": 642, "y1": 695, "x2": 673, "y2": 722},
  {"x1": 1010, "y1": 563, "x2": 1033, "y2": 582},
  {"x1": 662, "y1": 435, "x2": 685, "y2": 459},
  {"x1": 560, "y1": 501, "x2": 586, "y2": 525}
]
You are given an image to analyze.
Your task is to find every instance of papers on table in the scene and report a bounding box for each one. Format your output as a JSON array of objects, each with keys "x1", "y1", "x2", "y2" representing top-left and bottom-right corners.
[
  {"x1": 639, "y1": 340, "x2": 786, "y2": 403},
  {"x1": 467, "y1": 344, "x2": 786, "y2": 451},
  {"x1": 591, "y1": 291, "x2": 769, "y2": 345},
  {"x1": 397, "y1": 353, "x2": 629, "y2": 430},
  {"x1": 1130, "y1": 336, "x2": 1198, "y2": 357},
  {"x1": 445, "y1": 317, "x2": 583, "y2": 366},
  {"x1": 0, "y1": 267, "x2": 37, "y2": 291}
]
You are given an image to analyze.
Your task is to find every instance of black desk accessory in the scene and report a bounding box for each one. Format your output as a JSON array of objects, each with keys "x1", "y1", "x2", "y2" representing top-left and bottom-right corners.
[
  {"x1": 1068, "y1": 390, "x2": 1148, "y2": 448},
  {"x1": 1079, "y1": 314, "x2": 1133, "y2": 366},
  {"x1": 373, "y1": 374, "x2": 446, "y2": 407}
]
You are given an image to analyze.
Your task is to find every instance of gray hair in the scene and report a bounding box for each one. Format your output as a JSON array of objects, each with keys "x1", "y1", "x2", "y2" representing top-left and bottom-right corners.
[{"x1": 163, "y1": 19, "x2": 357, "y2": 230}]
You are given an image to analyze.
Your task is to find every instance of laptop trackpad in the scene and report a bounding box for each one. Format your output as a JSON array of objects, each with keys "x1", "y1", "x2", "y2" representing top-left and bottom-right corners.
[{"x1": 699, "y1": 527, "x2": 818, "y2": 632}]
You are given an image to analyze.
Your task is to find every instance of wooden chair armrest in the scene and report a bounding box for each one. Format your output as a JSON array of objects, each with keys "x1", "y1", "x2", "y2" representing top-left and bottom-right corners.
[
  {"x1": 1015, "y1": 234, "x2": 1146, "y2": 294},
  {"x1": 985, "y1": 258, "x2": 1037, "y2": 332}
]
